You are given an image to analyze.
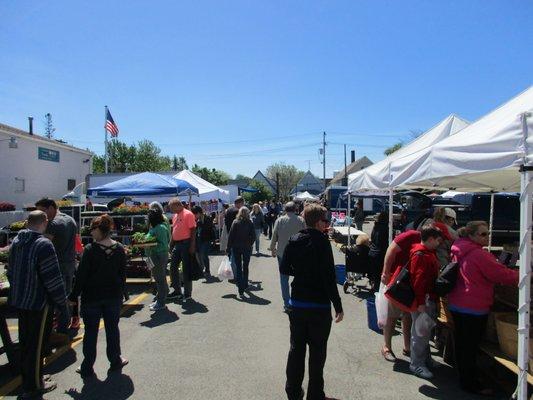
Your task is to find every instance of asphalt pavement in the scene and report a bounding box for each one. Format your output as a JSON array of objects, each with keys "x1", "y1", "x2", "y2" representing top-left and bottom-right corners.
[{"x1": 0, "y1": 227, "x2": 507, "y2": 399}]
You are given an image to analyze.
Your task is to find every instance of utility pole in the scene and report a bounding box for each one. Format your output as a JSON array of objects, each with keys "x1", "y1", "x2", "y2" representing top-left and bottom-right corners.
[
  {"x1": 322, "y1": 131, "x2": 326, "y2": 189},
  {"x1": 276, "y1": 172, "x2": 280, "y2": 201},
  {"x1": 344, "y1": 144, "x2": 347, "y2": 186}
]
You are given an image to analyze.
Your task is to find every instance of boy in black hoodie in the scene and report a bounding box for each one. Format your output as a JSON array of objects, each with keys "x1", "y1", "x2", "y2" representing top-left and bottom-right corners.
[{"x1": 280, "y1": 203, "x2": 343, "y2": 400}]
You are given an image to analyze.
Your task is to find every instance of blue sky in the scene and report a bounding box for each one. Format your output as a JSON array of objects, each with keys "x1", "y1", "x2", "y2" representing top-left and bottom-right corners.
[{"x1": 1, "y1": 1, "x2": 532, "y2": 179}]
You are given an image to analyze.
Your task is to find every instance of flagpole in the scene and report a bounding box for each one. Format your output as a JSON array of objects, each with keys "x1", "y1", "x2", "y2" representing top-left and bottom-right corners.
[{"x1": 104, "y1": 105, "x2": 109, "y2": 174}]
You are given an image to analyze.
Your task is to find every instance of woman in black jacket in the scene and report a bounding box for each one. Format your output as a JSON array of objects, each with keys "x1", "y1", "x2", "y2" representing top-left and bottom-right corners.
[
  {"x1": 368, "y1": 211, "x2": 389, "y2": 292},
  {"x1": 69, "y1": 215, "x2": 128, "y2": 379},
  {"x1": 227, "y1": 207, "x2": 255, "y2": 297}
]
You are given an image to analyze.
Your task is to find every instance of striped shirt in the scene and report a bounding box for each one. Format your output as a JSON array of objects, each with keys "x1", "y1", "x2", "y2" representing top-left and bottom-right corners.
[{"x1": 7, "y1": 229, "x2": 67, "y2": 310}]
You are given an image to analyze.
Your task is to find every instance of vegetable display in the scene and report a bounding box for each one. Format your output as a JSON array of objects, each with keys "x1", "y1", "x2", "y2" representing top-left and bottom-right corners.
[
  {"x1": 131, "y1": 232, "x2": 156, "y2": 244},
  {"x1": 112, "y1": 204, "x2": 149, "y2": 215},
  {"x1": 9, "y1": 220, "x2": 26, "y2": 231}
]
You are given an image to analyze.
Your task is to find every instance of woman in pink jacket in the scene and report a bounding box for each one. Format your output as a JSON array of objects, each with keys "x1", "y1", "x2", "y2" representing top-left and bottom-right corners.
[{"x1": 448, "y1": 221, "x2": 518, "y2": 395}]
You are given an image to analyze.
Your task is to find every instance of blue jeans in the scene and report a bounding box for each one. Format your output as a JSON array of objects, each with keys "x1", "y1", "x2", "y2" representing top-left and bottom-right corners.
[
  {"x1": 278, "y1": 256, "x2": 290, "y2": 308},
  {"x1": 80, "y1": 299, "x2": 122, "y2": 374},
  {"x1": 197, "y1": 241, "x2": 211, "y2": 275},
  {"x1": 232, "y1": 247, "x2": 252, "y2": 294},
  {"x1": 254, "y1": 229, "x2": 262, "y2": 253},
  {"x1": 171, "y1": 240, "x2": 193, "y2": 297}
]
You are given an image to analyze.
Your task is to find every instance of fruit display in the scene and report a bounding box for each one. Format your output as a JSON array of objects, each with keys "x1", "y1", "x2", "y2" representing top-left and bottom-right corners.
[
  {"x1": 131, "y1": 232, "x2": 156, "y2": 244},
  {"x1": 0, "y1": 202, "x2": 16, "y2": 212},
  {"x1": 112, "y1": 204, "x2": 149, "y2": 215},
  {"x1": 9, "y1": 220, "x2": 26, "y2": 231},
  {"x1": 56, "y1": 200, "x2": 73, "y2": 208},
  {"x1": 132, "y1": 223, "x2": 149, "y2": 233}
]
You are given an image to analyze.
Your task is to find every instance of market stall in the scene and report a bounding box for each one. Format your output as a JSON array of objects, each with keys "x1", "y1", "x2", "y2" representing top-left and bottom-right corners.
[{"x1": 173, "y1": 169, "x2": 229, "y2": 202}]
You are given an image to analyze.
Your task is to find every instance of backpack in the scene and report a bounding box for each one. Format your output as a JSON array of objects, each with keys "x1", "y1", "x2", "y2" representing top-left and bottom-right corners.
[{"x1": 434, "y1": 261, "x2": 459, "y2": 297}]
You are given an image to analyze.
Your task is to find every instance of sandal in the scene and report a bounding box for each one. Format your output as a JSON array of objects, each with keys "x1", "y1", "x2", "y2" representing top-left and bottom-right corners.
[{"x1": 381, "y1": 347, "x2": 397, "y2": 362}]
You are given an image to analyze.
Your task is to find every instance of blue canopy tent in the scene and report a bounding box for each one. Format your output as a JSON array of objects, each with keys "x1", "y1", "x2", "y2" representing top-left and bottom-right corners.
[{"x1": 87, "y1": 172, "x2": 198, "y2": 197}]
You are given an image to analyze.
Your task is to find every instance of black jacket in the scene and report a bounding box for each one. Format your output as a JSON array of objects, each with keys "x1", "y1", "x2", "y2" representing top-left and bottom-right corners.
[
  {"x1": 227, "y1": 219, "x2": 256, "y2": 250},
  {"x1": 196, "y1": 215, "x2": 215, "y2": 242},
  {"x1": 369, "y1": 221, "x2": 389, "y2": 259},
  {"x1": 280, "y1": 228, "x2": 343, "y2": 313},
  {"x1": 224, "y1": 207, "x2": 239, "y2": 229}
]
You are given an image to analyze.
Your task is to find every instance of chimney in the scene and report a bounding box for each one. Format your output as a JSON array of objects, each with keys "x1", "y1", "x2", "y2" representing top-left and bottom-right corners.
[
  {"x1": 351, "y1": 150, "x2": 355, "y2": 163},
  {"x1": 28, "y1": 116, "x2": 33, "y2": 135}
]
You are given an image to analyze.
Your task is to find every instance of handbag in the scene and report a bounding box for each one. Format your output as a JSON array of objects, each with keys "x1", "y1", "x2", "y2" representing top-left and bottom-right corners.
[
  {"x1": 384, "y1": 251, "x2": 422, "y2": 313},
  {"x1": 434, "y1": 261, "x2": 459, "y2": 297}
]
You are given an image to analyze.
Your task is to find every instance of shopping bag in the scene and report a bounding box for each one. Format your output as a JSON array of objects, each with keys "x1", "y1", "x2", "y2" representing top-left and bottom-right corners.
[
  {"x1": 415, "y1": 312, "x2": 436, "y2": 337},
  {"x1": 217, "y1": 257, "x2": 234, "y2": 281},
  {"x1": 145, "y1": 257, "x2": 155, "y2": 270},
  {"x1": 375, "y1": 283, "x2": 389, "y2": 328}
]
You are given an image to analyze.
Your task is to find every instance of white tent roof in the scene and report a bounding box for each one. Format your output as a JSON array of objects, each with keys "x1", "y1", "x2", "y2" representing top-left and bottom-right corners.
[
  {"x1": 397, "y1": 86, "x2": 533, "y2": 191},
  {"x1": 173, "y1": 170, "x2": 230, "y2": 201},
  {"x1": 348, "y1": 114, "x2": 469, "y2": 191},
  {"x1": 293, "y1": 191, "x2": 318, "y2": 200}
]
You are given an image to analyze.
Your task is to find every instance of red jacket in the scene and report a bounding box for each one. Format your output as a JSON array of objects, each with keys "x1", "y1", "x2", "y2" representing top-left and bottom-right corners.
[
  {"x1": 408, "y1": 243, "x2": 440, "y2": 307},
  {"x1": 448, "y1": 238, "x2": 518, "y2": 313}
]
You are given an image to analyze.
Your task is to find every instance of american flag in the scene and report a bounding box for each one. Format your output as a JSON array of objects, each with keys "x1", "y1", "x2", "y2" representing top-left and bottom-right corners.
[{"x1": 105, "y1": 108, "x2": 119, "y2": 137}]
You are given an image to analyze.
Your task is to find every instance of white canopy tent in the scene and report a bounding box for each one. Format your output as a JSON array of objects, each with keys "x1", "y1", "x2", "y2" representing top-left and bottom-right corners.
[
  {"x1": 173, "y1": 170, "x2": 230, "y2": 202},
  {"x1": 293, "y1": 191, "x2": 318, "y2": 201},
  {"x1": 348, "y1": 114, "x2": 470, "y2": 243},
  {"x1": 356, "y1": 87, "x2": 533, "y2": 399}
]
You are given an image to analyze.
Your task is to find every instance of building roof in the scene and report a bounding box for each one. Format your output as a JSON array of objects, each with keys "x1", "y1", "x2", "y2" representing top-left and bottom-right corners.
[
  {"x1": 329, "y1": 156, "x2": 373, "y2": 186},
  {"x1": 292, "y1": 171, "x2": 324, "y2": 194},
  {"x1": 252, "y1": 170, "x2": 276, "y2": 191},
  {"x1": 0, "y1": 122, "x2": 93, "y2": 156}
]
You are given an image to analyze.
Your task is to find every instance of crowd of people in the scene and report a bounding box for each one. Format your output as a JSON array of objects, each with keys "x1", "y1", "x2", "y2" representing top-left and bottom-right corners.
[{"x1": 3, "y1": 194, "x2": 522, "y2": 399}]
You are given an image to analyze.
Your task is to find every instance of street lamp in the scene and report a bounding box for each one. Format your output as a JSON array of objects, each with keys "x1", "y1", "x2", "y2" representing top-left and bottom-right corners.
[{"x1": 0, "y1": 136, "x2": 18, "y2": 149}]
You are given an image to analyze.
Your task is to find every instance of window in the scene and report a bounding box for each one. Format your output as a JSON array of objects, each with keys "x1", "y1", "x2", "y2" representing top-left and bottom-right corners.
[
  {"x1": 14, "y1": 177, "x2": 25, "y2": 192},
  {"x1": 68, "y1": 179, "x2": 76, "y2": 191}
]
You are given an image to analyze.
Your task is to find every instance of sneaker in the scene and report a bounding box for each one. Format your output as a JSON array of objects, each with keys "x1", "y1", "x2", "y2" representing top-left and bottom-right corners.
[
  {"x1": 167, "y1": 291, "x2": 182, "y2": 300},
  {"x1": 183, "y1": 296, "x2": 192, "y2": 302},
  {"x1": 149, "y1": 301, "x2": 157, "y2": 308},
  {"x1": 149, "y1": 303, "x2": 166, "y2": 311},
  {"x1": 410, "y1": 365, "x2": 434, "y2": 379}
]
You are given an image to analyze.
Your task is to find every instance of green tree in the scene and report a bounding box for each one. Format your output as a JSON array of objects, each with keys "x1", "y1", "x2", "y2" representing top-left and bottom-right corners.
[
  {"x1": 265, "y1": 162, "x2": 305, "y2": 200},
  {"x1": 44, "y1": 113, "x2": 55, "y2": 139},
  {"x1": 235, "y1": 174, "x2": 251, "y2": 184},
  {"x1": 242, "y1": 181, "x2": 272, "y2": 204},
  {"x1": 131, "y1": 140, "x2": 171, "y2": 171},
  {"x1": 384, "y1": 142, "x2": 403, "y2": 156},
  {"x1": 172, "y1": 156, "x2": 188, "y2": 172},
  {"x1": 191, "y1": 164, "x2": 231, "y2": 186}
]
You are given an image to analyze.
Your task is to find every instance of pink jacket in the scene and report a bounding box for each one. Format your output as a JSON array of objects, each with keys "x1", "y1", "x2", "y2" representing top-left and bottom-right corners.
[{"x1": 448, "y1": 238, "x2": 518, "y2": 313}]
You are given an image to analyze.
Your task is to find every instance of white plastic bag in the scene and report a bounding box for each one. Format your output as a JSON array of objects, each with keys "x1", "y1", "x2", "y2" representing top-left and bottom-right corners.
[
  {"x1": 145, "y1": 257, "x2": 155, "y2": 270},
  {"x1": 217, "y1": 257, "x2": 234, "y2": 281},
  {"x1": 375, "y1": 283, "x2": 389, "y2": 328},
  {"x1": 415, "y1": 312, "x2": 436, "y2": 337}
]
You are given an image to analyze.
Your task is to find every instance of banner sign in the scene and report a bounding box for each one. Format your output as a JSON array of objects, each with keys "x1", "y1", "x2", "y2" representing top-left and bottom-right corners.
[{"x1": 38, "y1": 147, "x2": 60, "y2": 162}]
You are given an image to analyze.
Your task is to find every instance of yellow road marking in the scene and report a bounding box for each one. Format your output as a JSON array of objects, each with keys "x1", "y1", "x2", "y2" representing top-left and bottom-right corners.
[{"x1": 0, "y1": 292, "x2": 149, "y2": 398}]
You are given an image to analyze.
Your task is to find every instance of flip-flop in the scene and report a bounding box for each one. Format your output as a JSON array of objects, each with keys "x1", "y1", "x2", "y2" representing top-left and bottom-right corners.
[{"x1": 381, "y1": 347, "x2": 397, "y2": 362}]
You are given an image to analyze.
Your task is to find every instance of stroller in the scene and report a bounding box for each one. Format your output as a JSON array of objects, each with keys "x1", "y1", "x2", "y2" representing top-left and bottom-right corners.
[{"x1": 342, "y1": 243, "x2": 371, "y2": 294}]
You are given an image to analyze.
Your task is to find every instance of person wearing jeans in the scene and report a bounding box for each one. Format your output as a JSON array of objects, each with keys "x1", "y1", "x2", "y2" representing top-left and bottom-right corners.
[
  {"x1": 69, "y1": 214, "x2": 128, "y2": 379},
  {"x1": 168, "y1": 199, "x2": 197, "y2": 300},
  {"x1": 269, "y1": 202, "x2": 306, "y2": 312},
  {"x1": 250, "y1": 204, "x2": 265, "y2": 255},
  {"x1": 281, "y1": 204, "x2": 343, "y2": 400},
  {"x1": 145, "y1": 208, "x2": 170, "y2": 311},
  {"x1": 192, "y1": 206, "x2": 215, "y2": 277},
  {"x1": 227, "y1": 207, "x2": 255, "y2": 297},
  {"x1": 407, "y1": 227, "x2": 442, "y2": 380}
]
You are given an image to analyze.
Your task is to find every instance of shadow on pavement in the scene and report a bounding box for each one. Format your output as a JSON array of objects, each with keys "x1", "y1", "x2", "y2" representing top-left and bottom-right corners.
[
  {"x1": 65, "y1": 371, "x2": 134, "y2": 399},
  {"x1": 44, "y1": 348, "x2": 78, "y2": 375},
  {"x1": 201, "y1": 276, "x2": 221, "y2": 284},
  {"x1": 140, "y1": 309, "x2": 179, "y2": 328},
  {"x1": 242, "y1": 291, "x2": 271, "y2": 306},
  {"x1": 181, "y1": 299, "x2": 209, "y2": 315},
  {"x1": 120, "y1": 304, "x2": 144, "y2": 319}
]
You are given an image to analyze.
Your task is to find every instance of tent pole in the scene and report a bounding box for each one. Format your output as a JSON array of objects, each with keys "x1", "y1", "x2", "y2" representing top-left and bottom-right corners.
[
  {"x1": 347, "y1": 192, "x2": 351, "y2": 246},
  {"x1": 488, "y1": 192, "x2": 495, "y2": 250},
  {"x1": 517, "y1": 112, "x2": 532, "y2": 400},
  {"x1": 388, "y1": 188, "x2": 393, "y2": 244}
]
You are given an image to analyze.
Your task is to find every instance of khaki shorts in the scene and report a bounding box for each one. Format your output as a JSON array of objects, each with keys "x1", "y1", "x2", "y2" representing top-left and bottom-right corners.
[{"x1": 387, "y1": 299, "x2": 404, "y2": 320}]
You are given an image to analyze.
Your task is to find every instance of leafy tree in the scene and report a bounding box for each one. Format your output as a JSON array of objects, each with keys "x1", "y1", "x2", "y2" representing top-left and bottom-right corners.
[
  {"x1": 265, "y1": 162, "x2": 305, "y2": 200},
  {"x1": 384, "y1": 142, "x2": 403, "y2": 156},
  {"x1": 242, "y1": 181, "x2": 272, "y2": 204},
  {"x1": 132, "y1": 140, "x2": 171, "y2": 171},
  {"x1": 191, "y1": 164, "x2": 231, "y2": 186},
  {"x1": 172, "y1": 156, "x2": 188, "y2": 171},
  {"x1": 235, "y1": 174, "x2": 251, "y2": 184}
]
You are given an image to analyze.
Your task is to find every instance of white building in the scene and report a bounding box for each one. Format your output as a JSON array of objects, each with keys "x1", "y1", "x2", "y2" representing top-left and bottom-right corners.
[{"x1": 0, "y1": 122, "x2": 93, "y2": 208}]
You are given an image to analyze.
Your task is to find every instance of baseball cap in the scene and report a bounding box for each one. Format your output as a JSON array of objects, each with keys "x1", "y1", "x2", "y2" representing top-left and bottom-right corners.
[{"x1": 444, "y1": 208, "x2": 457, "y2": 221}]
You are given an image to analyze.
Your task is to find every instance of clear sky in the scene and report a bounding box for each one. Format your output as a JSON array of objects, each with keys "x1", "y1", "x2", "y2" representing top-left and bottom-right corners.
[{"x1": 1, "y1": 1, "x2": 532, "y2": 179}]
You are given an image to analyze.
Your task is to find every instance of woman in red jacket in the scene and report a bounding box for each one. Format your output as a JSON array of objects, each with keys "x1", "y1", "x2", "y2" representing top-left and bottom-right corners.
[{"x1": 448, "y1": 221, "x2": 518, "y2": 395}]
